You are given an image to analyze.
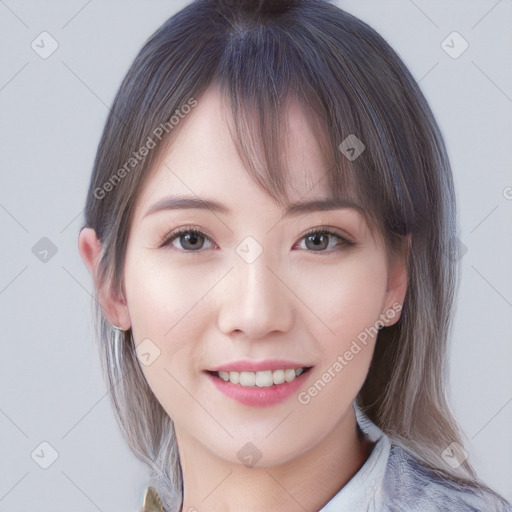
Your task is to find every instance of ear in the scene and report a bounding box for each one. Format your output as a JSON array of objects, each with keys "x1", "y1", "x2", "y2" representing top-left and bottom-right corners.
[
  {"x1": 78, "y1": 227, "x2": 131, "y2": 330},
  {"x1": 381, "y1": 235, "x2": 410, "y2": 327}
]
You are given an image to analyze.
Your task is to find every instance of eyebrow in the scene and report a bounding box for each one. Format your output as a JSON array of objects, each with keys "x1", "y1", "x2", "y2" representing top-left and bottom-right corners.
[{"x1": 143, "y1": 195, "x2": 364, "y2": 219}]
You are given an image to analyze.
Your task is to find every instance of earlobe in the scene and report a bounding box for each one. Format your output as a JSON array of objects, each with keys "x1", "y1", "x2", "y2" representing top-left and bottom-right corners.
[
  {"x1": 78, "y1": 227, "x2": 131, "y2": 330},
  {"x1": 382, "y1": 236, "x2": 410, "y2": 327}
]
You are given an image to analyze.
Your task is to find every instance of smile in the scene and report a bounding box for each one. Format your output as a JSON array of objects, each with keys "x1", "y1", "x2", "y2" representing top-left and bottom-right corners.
[
  {"x1": 215, "y1": 368, "x2": 307, "y2": 387},
  {"x1": 205, "y1": 364, "x2": 313, "y2": 407}
]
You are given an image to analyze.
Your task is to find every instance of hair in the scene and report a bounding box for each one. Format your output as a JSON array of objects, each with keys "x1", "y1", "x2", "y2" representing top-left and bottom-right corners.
[{"x1": 81, "y1": 0, "x2": 508, "y2": 510}]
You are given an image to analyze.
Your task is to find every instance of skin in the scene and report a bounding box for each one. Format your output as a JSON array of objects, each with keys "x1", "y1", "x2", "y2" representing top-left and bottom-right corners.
[{"x1": 79, "y1": 86, "x2": 408, "y2": 512}]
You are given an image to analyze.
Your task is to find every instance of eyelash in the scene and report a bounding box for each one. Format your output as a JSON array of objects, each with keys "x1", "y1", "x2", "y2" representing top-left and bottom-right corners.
[
  {"x1": 299, "y1": 227, "x2": 356, "y2": 248},
  {"x1": 159, "y1": 225, "x2": 357, "y2": 254}
]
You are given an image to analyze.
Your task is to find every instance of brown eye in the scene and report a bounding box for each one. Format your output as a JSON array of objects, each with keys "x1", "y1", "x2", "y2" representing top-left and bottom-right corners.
[
  {"x1": 295, "y1": 228, "x2": 356, "y2": 253},
  {"x1": 175, "y1": 231, "x2": 207, "y2": 250},
  {"x1": 304, "y1": 232, "x2": 330, "y2": 251},
  {"x1": 161, "y1": 228, "x2": 215, "y2": 252}
]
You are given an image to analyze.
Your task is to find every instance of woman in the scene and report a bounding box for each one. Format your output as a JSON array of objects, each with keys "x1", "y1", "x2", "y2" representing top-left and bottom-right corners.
[{"x1": 78, "y1": 0, "x2": 511, "y2": 510}]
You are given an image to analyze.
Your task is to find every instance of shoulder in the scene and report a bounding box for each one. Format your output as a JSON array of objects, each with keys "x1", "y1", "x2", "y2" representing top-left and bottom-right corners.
[{"x1": 380, "y1": 443, "x2": 512, "y2": 512}]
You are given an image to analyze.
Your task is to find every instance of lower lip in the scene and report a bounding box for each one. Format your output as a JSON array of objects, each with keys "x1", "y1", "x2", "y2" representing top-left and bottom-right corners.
[{"x1": 206, "y1": 370, "x2": 311, "y2": 407}]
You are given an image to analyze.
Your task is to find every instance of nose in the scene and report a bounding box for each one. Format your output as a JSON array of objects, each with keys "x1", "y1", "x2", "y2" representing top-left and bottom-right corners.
[{"x1": 216, "y1": 256, "x2": 294, "y2": 340}]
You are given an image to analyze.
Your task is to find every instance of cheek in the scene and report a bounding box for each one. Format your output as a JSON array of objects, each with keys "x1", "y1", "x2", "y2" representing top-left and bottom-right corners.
[
  {"x1": 123, "y1": 253, "x2": 225, "y2": 386},
  {"x1": 124, "y1": 253, "x2": 215, "y2": 342},
  {"x1": 123, "y1": 257, "x2": 217, "y2": 416},
  {"x1": 295, "y1": 250, "x2": 389, "y2": 343},
  {"x1": 293, "y1": 254, "x2": 388, "y2": 415}
]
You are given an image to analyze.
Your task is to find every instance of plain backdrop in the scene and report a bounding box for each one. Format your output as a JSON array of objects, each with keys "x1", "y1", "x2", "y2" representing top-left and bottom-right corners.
[{"x1": 0, "y1": 1, "x2": 511, "y2": 510}]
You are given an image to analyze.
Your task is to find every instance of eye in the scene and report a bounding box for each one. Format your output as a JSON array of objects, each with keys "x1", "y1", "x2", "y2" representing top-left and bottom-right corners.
[
  {"x1": 160, "y1": 227, "x2": 216, "y2": 252},
  {"x1": 159, "y1": 225, "x2": 356, "y2": 254},
  {"x1": 294, "y1": 227, "x2": 356, "y2": 253}
]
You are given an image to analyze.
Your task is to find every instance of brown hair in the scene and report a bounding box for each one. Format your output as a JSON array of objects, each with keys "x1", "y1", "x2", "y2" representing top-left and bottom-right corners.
[{"x1": 81, "y1": 0, "x2": 508, "y2": 509}]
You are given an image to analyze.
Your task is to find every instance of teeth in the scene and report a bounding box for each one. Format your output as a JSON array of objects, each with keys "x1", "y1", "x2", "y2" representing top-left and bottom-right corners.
[{"x1": 216, "y1": 368, "x2": 306, "y2": 387}]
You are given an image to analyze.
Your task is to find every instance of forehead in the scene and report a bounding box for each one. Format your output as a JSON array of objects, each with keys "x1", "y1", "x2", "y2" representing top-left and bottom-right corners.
[{"x1": 135, "y1": 85, "x2": 331, "y2": 214}]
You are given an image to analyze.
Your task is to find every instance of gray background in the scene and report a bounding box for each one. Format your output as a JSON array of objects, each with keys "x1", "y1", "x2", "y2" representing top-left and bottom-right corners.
[{"x1": 0, "y1": 0, "x2": 511, "y2": 510}]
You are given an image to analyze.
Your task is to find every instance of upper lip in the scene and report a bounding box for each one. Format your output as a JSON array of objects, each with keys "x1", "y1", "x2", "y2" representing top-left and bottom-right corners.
[{"x1": 209, "y1": 359, "x2": 312, "y2": 372}]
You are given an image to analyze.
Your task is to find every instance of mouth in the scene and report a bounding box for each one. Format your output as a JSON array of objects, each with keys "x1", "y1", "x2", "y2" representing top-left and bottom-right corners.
[{"x1": 205, "y1": 366, "x2": 313, "y2": 388}]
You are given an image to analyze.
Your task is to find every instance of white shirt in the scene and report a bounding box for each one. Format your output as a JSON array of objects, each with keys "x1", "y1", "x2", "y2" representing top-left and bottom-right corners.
[
  {"x1": 317, "y1": 403, "x2": 511, "y2": 512},
  {"x1": 318, "y1": 404, "x2": 391, "y2": 511}
]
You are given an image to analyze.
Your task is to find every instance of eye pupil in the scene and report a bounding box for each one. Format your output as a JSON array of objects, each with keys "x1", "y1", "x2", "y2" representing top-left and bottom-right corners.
[
  {"x1": 181, "y1": 232, "x2": 203, "y2": 250},
  {"x1": 306, "y1": 233, "x2": 328, "y2": 251}
]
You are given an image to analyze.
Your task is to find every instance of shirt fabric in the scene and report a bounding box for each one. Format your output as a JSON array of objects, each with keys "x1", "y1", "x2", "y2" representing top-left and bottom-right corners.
[
  {"x1": 317, "y1": 404, "x2": 512, "y2": 511},
  {"x1": 145, "y1": 404, "x2": 512, "y2": 511}
]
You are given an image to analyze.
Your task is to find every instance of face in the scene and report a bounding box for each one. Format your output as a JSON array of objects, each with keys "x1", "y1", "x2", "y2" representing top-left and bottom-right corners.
[{"x1": 117, "y1": 86, "x2": 406, "y2": 467}]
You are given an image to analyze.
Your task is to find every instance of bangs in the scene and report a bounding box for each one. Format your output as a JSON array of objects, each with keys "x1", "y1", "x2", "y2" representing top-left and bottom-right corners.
[{"x1": 213, "y1": 18, "x2": 413, "y2": 250}]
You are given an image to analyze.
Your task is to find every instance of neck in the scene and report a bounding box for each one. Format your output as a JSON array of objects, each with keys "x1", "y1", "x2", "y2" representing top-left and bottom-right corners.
[{"x1": 176, "y1": 407, "x2": 372, "y2": 512}]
